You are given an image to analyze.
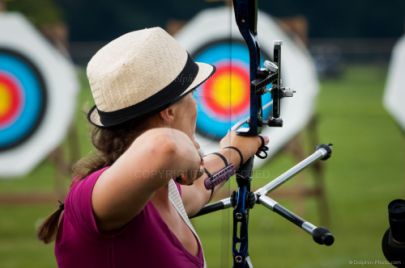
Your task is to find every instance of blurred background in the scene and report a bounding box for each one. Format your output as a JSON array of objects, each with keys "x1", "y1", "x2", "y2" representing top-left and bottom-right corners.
[{"x1": 0, "y1": 0, "x2": 405, "y2": 267}]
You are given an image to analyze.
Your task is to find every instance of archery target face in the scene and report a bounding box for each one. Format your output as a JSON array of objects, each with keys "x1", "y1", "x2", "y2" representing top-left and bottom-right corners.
[
  {"x1": 0, "y1": 48, "x2": 47, "y2": 151},
  {"x1": 0, "y1": 13, "x2": 78, "y2": 177},
  {"x1": 193, "y1": 40, "x2": 272, "y2": 139},
  {"x1": 384, "y1": 35, "x2": 405, "y2": 131}
]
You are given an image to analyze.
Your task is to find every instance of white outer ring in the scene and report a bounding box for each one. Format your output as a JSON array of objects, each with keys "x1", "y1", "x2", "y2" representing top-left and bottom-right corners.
[
  {"x1": 384, "y1": 35, "x2": 405, "y2": 130},
  {"x1": 0, "y1": 13, "x2": 78, "y2": 178}
]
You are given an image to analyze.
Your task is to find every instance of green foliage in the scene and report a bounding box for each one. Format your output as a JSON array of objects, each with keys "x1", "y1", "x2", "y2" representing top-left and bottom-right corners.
[
  {"x1": 4, "y1": 1, "x2": 405, "y2": 40},
  {"x1": 53, "y1": 0, "x2": 405, "y2": 41},
  {"x1": 6, "y1": 0, "x2": 63, "y2": 26},
  {"x1": 0, "y1": 65, "x2": 404, "y2": 267},
  {"x1": 194, "y1": 65, "x2": 405, "y2": 267}
]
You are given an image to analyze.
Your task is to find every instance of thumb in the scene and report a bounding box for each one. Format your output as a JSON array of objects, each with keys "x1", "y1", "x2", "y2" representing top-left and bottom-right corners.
[{"x1": 259, "y1": 135, "x2": 269, "y2": 145}]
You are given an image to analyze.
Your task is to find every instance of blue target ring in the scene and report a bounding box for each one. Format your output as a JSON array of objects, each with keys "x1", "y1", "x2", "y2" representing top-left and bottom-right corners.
[
  {"x1": 0, "y1": 48, "x2": 47, "y2": 151},
  {"x1": 193, "y1": 40, "x2": 272, "y2": 140}
]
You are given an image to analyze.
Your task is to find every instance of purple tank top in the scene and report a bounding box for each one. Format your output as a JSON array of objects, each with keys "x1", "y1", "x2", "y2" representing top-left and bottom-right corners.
[{"x1": 55, "y1": 167, "x2": 204, "y2": 268}]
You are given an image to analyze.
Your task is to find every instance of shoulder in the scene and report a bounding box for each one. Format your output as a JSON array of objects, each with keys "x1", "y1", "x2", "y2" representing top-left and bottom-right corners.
[
  {"x1": 70, "y1": 167, "x2": 108, "y2": 195},
  {"x1": 64, "y1": 167, "x2": 109, "y2": 234}
]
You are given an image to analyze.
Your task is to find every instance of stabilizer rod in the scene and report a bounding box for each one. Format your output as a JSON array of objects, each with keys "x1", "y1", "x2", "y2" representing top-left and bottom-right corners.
[
  {"x1": 255, "y1": 144, "x2": 332, "y2": 196},
  {"x1": 258, "y1": 195, "x2": 334, "y2": 246},
  {"x1": 191, "y1": 144, "x2": 335, "y2": 247},
  {"x1": 191, "y1": 198, "x2": 232, "y2": 219}
]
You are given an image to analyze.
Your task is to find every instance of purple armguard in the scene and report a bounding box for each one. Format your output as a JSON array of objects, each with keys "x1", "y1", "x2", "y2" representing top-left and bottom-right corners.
[{"x1": 204, "y1": 164, "x2": 235, "y2": 190}]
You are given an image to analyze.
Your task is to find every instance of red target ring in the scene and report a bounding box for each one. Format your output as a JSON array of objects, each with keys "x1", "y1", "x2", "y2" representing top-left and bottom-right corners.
[
  {"x1": 0, "y1": 72, "x2": 23, "y2": 127},
  {"x1": 191, "y1": 40, "x2": 271, "y2": 139},
  {"x1": 201, "y1": 63, "x2": 249, "y2": 118},
  {"x1": 0, "y1": 48, "x2": 47, "y2": 151}
]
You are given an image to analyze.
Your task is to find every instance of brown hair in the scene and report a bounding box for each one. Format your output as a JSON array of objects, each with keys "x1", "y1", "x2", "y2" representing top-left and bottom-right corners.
[{"x1": 37, "y1": 114, "x2": 155, "y2": 243}]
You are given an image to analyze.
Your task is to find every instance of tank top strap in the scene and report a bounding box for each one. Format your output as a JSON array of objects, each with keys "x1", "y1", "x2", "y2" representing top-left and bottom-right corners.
[{"x1": 168, "y1": 179, "x2": 207, "y2": 268}]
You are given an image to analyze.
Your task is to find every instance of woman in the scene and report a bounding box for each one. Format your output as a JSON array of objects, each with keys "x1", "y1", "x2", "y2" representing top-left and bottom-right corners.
[{"x1": 38, "y1": 27, "x2": 268, "y2": 268}]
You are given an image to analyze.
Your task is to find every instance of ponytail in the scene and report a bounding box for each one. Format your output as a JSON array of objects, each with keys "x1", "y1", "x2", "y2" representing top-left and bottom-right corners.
[{"x1": 37, "y1": 201, "x2": 64, "y2": 244}]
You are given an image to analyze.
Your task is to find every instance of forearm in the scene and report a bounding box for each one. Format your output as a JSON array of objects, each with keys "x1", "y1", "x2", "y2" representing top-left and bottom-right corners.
[
  {"x1": 183, "y1": 131, "x2": 268, "y2": 216},
  {"x1": 195, "y1": 148, "x2": 242, "y2": 204}
]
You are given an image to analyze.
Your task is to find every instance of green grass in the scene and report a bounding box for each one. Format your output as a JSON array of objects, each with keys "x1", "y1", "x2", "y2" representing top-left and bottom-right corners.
[{"x1": 1, "y1": 65, "x2": 404, "y2": 268}]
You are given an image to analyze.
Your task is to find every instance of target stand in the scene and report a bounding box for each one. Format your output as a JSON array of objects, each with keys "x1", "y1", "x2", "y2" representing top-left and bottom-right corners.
[
  {"x1": 273, "y1": 115, "x2": 331, "y2": 226},
  {"x1": 0, "y1": 122, "x2": 80, "y2": 205}
]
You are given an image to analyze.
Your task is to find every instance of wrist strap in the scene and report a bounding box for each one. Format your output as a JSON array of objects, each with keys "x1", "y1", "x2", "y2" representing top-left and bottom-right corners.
[
  {"x1": 255, "y1": 135, "x2": 269, "y2": 159},
  {"x1": 211, "y1": 152, "x2": 229, "y2": 167},
  {"x1": 223, "y1": 146, "x2": 244, "y2": 167}
]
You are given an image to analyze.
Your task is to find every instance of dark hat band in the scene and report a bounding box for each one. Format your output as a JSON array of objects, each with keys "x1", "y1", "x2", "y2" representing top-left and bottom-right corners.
[{"x1": 93, "y1": 54, "x2": 199, "y2": 127}]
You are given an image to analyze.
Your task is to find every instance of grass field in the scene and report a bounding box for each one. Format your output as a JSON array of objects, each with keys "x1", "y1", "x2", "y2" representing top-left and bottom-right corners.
[{"x1": 0, "y1": 64, "x2": 404, "y2": 268}]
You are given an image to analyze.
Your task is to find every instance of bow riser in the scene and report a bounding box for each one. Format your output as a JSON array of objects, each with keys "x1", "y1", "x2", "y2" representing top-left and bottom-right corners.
[
  {"x1": 233, "y1": 0, "x2": 262, "y2": 136},
  {"x1": 232, "y1": 0, "x2": 261, "y2": 267}
]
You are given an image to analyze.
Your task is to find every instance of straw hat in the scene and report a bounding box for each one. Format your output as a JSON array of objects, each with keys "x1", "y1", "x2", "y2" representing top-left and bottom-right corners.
[{"x1": 86, "y1": 27, "x2": 215, "y2": 127}]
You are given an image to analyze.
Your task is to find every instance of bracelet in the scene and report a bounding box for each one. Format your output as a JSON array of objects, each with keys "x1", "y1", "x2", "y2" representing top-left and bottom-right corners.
[
  {"x1": 210, "y1": 152, "x2": 229, "y2": 167},
  {"x1": 223, "y1": 146, "x2": 244, "y2": 167}
]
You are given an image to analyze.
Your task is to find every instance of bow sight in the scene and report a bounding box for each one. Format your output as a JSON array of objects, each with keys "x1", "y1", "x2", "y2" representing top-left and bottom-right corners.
[
  {"x1": 232, "y1": 0, "x2": 294, "y2": 136},
  {"x1": 193, "y1": 0, "x2": 335, "y2": 267}
]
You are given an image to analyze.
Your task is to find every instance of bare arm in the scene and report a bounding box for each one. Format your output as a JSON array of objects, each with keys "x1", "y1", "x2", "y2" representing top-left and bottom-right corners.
[
  {"x1": 181, "y1": 148, "x2": 242, "y2": 217},
  {"x1": 181, "y1": 132, "x2": 269, "y2": 217},
  {"x1": 91, "y1": 128, "x2": 201, "y2": 231}
]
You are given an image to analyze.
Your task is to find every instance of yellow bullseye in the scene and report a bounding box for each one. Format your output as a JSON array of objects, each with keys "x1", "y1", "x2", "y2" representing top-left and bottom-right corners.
[
  {"x1": 0, "y1": 83, "x2": 12, "y2": 117},
  {"x1": 211, "y1": 72, "x2": 246, "y2": 109}
]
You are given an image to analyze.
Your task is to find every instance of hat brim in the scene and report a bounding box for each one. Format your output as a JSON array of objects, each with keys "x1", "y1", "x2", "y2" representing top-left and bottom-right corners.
[{"x1": 88, "y1": 62, "x2": 215, "y2": 127}]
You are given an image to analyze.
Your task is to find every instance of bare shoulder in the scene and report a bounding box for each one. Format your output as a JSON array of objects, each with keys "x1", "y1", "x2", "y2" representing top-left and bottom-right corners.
[{"x1": 91, "y1": 127, "x2": 189, "y2": 231}]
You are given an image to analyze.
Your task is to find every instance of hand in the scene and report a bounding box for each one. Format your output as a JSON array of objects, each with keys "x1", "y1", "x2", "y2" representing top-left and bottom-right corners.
[
  {"x1": 219, "y1": 131, "x2": 269, "y2": 165},
  {"x1": 173, "y1": 133, "x2": 205, "y2": 185},
  {"x1": 175, "y1": 164, "x2": 204, "y2": 186}
]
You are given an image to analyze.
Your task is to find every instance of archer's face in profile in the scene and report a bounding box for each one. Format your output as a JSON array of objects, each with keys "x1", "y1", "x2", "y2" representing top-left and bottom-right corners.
[{"x1": 170, "y1": 93, "x2": 198, "y2": 141}]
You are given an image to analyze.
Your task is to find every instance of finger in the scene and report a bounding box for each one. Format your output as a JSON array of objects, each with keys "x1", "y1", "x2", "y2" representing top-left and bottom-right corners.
[
  {"x1": 193, "y1": 139, "x2": 201, "y2": 150},
  {"x1": 182, "y1": 165, "x2": 205, "y2": 185},
  {"x1": 178, "y1": 172, "x2": 193, "y2": 185},
  {"x1": 257, "y1": 135, "x2": 265, "y2": 148},
  {"x1": 261, "y1": 135, "x2": 269, "y2": 144},
  {"x1": 175, "y1": 175, "x2": 183, "y2": 184},
  {"x1": 197, "y1": 165, "x2": 204, "y2": 178},
  {"x1": 198, "y1": 149, "x2": 205, "y2": 161},
  {"x1": 258, "y1": 135, "x2": 269, "y2": 146}
]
